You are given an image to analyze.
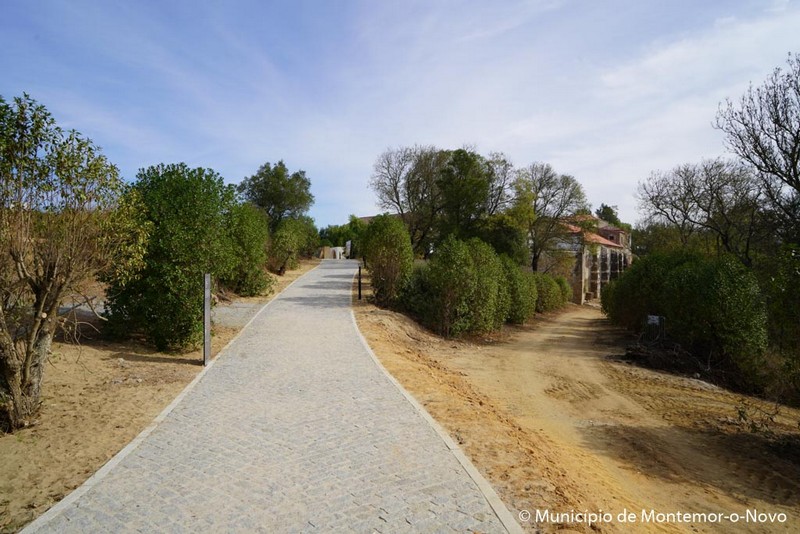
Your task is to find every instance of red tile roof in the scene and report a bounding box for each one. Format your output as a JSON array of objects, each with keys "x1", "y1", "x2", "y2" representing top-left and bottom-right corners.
[{"x1": 563, "y1": 223, "x2": 624, "y2": 248}]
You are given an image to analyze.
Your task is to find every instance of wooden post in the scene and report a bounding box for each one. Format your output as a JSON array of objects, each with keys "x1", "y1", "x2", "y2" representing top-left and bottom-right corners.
[
  {"x1": 203, "y1": 273, "x2": 211, "y2": 366},
  {"x1": 358, "y1": 265, "x2": 362, "y2": 301}
]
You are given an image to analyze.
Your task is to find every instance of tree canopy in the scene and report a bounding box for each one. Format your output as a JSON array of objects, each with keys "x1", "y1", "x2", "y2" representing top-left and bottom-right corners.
[
  {"x1": 1, "y1": 94, "x2": 144, "y2": 430},
  {"x1": 512, "y1": 162, "x2": 588, "y2": 271},
  {"x1": 238, "y1": 160, "x2": 314, "y2": 232}
]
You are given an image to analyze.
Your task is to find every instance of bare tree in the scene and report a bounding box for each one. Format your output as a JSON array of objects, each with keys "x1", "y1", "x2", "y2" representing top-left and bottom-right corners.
[
  {"x1": 513, "y1": 162, "x2": 588, "y2": 271},
  {"x1": 0, "y1": 94, "x2": 145, "y2": 431},
  {"x1": 485, "y1": 152, "x2": 515, "y2": 216},
  {"x1": 637, "y1": 159, "x2": 768, "y2": 266},
  {"x1": 369, "y1": 145, "x2": 446, "y2": 254},
  {"x1": 716, "y1": 52, "x2": 800, "y2": 238}
]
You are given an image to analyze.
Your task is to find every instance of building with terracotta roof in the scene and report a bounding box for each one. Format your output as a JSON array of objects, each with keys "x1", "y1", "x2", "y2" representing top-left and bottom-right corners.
[{"x1": 539, "y1": 216, "x2": 632, "y2": 304}]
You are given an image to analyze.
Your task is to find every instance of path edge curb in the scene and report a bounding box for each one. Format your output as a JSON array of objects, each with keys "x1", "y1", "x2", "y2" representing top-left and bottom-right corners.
[
  {"x1": 22, "y1": 263, "x2": 320, "y2": 533},
  {"x1": 349, "y1": 307, "x2": 524, "y2": 534}
]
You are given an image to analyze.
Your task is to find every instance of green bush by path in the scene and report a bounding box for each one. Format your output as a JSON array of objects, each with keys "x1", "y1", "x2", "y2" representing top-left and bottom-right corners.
[
  {"x1": 601, "y1": 250, "x2": 700, "y2": 330},
  {"x1": 466, "y1": 238, "x2": 508, "y2": 334},
  {"x1": 221, "y1": 202, "x2": 273, "y2": 296},
  {"x1": 362, "y1": 215, "x2": 414, "y2": 307},
  {"x1": 105, "y1": 163, "x2": 238, "y2": 351},
  {"x1": 500, "y1": 255, "x2": 537, "y2": 324},
  {"x1": 422, "y1": 236, "x2": 477, "y2": 337},
  {"x1": 556, "y1": 276, "x2": 572, "y2": 304},
  {"x1": 602, "y1": 251, "x2": 769, "y2": 392},
  {"x1": 532, "y1": 272, "x2": 564, "y2": 313}
]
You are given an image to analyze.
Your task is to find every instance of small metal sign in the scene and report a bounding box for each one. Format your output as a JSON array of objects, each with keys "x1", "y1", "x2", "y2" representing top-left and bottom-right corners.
[{"x1": 647, "y1": 315, "x2": 662, "y2": 325}]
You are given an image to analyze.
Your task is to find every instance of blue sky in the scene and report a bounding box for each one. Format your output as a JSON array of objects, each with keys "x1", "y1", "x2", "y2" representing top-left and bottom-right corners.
[{"x1": 2, "y1": 1, "x2": 799, "y2": 228}]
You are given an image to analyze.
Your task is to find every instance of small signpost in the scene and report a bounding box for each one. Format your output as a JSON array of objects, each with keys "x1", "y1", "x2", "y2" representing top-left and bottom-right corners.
[
  {"x1": 643, "y1": 315, "x2": 665, "y2": 343},
  {"x1": 203, "y1": 273, "x2": 211, "y2": 366},
  {"x1": 358, "y1": 265, "x2": 362, "y2": 300}
]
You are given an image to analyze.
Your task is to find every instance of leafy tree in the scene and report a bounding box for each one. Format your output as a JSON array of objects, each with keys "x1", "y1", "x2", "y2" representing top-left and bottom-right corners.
[
  {"x1": 319, "y1": 224, "x2": 348, "y2": 247},
  {"x1": 105, "y1": 163, "x2": 236, "y2": 351},
  {"x1": 436, "y1": 149, "x2": 493, "y2": 240},
  {"x1": 475, "y1": 213, "x2": 529, "y2": 265},
  {"x1": 370, "y1": 146, "x2": 516, "y2": 254},
  {"x1": 362, "y1": 215, "x2": 413, "y2": 307},
  {"x1": 595, "y1": 203, "x2": 622, "y2": 226},
  {"x1": 345, "y1": 215, "x2": 368, "y2": 258},
  {"x1": 631, "y1": 222, "x2": 692, "y2": 257},
  {"x1": 594, "y1": 203, "x2": 632, "y2": 232},
  {"x1": 716, "y1": 52, "x2": 800, "y2": 240},
  {"x1": 268, "y1": 216, "x2": 318, "y2": 275},
  {"x1": 513, "y1": 162, "x2": 588, "y2": 271},
  {"x1": 0, "y1": 94, "x2": 145, "y2": 431},
  {"x1": 238, "y1": 160, "x2": 314, "y2": 232},
  {"x1": 292, "y1": 215, "x2": 320, "y2": 258}
]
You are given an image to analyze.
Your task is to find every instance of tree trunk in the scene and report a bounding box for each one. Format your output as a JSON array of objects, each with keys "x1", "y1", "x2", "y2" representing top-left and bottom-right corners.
[{"x1": 0, "y1": 326, "x2": 53, "y2": 432}]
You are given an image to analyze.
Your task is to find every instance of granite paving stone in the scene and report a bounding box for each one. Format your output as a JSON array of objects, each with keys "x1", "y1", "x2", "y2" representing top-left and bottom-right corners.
[{"x1": 24, "y1": 260, "x2": 518, "y2": 533}]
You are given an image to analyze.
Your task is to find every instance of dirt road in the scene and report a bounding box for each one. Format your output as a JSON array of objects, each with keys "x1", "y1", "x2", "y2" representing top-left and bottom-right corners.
[{"x1": 356, "y1": 301, "x2": 800, "y2": 533}]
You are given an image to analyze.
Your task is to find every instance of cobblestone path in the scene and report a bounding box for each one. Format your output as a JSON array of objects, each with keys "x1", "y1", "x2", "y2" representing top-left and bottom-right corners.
[{"x1": 25, "y1": 260, "x2": 519, "y2": 533}]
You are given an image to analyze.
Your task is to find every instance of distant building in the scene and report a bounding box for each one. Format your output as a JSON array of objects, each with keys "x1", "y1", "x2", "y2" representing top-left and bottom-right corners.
[{"x1": 538, "y1": 216, "x2": 633, "y2": 305}]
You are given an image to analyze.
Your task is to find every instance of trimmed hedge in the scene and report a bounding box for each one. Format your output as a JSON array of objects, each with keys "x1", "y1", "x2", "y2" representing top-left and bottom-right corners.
[
  {"x1": 500, "y1": 255, "x2": 537, "y2": 324},
  {"x1": 401, "y1": 238, "x2": 560, "y2": 336},
  {"x1": 556, "y1": 276, "x2": 572, "y2": 303},
  {"x1": 532, "y1": 272, "x2": 565, "y2": 313},
  {"x1": 466, "y1": 238, "x2": 508, "y2": 334},
  {"x1": 362, "y1": 214, "x2": 414, "y2": 307},
  {"x1": 602, "y1": 251, "x2": 768, "y2": 391}
]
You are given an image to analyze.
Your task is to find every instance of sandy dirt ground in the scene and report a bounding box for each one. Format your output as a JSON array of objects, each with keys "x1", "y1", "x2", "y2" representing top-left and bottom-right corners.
[
  {"x1": 354, "y1": 283, "x2": 800, "y2": 533},
  {"x1": 0, "y1": 260, "x2": 319, "y2": 533}
]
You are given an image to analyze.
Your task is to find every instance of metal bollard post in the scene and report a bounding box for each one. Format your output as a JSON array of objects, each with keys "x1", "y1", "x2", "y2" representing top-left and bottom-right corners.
[
  {"x1": 203, "y1": 273, "x2": 211, "y2": 366},
  {"x1": 358, "y1": 265, "x2": 362, "y2": 300}
]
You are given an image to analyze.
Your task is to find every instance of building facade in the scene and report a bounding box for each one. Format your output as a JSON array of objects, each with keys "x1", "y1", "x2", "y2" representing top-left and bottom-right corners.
[{"x1": 539, "y1": 217, "x2": 633, "y2": 305}]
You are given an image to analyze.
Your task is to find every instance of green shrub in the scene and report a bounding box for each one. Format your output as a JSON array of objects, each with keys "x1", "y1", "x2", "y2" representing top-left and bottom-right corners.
[
  {"x1": 362, "y1": 215, "x2": 414, "y2": 307},
  {"x1": 269, "y1": 218, "x2": 304, "y2": 274},
  {"x1": 466, "y1": 238, "x2": 507, "y2": 334},
  {"x1": 221, "y1": 202, "x2": 273, "y2": 296},
  {"x1": 556, "y1": 276, "x2": 572, "y2": 303},
  {"x1": 532, "y1": 272, "x2": 563, "y2": 313},
  {"x1": 494, "y1": 273, "x2": 512, "y2": 329},
  {"x1": 401, "y1": 263, "x2": 434, "y2": 323},
  {"x1": 426, "y1": 236, "x2": 477, "y2": 337},
  {"x1": 293, "y1": 215, "x2": 321, "y2": 258},
  {"x1": 604, "y1": 251, "x2": 768, "y2": 392},
  {"x1": 105, "y1": 163, "x2": 237, "y2": 351},
  {"x1": 601, "y1": 250, "x2": 700, "y2": 330},
  {"x1": 662, "y1": 255, "x2": 767, "y2": 389},
  {"x1": 500, "y1": 255, "x2": 537, "y2": 324},
  {"x1": 758, "y1": 246, "x2": 800, "y2": 355},
  {"x1": 757, "y1": 247, "x2": 800, "y2": 403},
  {"x1": 600, "y1": 279, "x2": 617, "y2": 318}
]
